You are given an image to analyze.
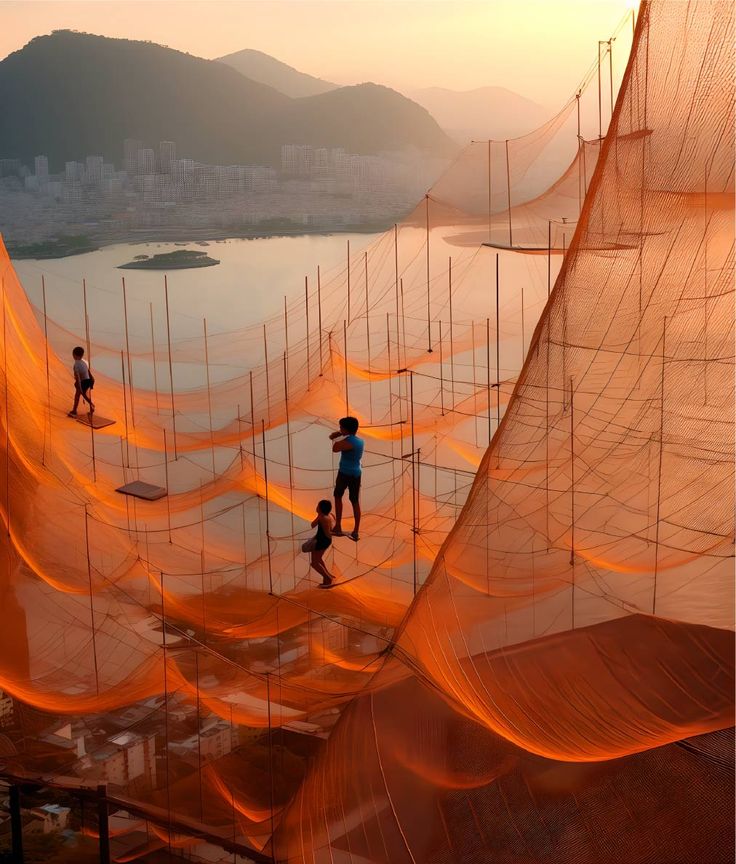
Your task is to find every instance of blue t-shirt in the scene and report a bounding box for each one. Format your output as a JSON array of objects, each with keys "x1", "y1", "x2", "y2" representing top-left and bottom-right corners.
[{"x1": 338, "y1": 435, "x2": 364, "y2": 477}]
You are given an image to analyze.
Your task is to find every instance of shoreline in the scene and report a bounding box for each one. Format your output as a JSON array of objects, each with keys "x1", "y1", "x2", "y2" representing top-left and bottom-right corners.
[{"x1": 7, "y1": 224, "x2": 391, "y2": 261}]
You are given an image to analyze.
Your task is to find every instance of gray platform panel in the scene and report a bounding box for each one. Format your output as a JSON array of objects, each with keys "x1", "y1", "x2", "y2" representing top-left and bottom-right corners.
[{"x1": 116, "y1": 480, "x2": 168, "y2": 501}]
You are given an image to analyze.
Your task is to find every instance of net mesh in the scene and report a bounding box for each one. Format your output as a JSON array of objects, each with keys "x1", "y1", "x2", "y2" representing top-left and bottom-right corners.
[{"x1": 0, "y1": 2, "x2": 733, "y2": 861}]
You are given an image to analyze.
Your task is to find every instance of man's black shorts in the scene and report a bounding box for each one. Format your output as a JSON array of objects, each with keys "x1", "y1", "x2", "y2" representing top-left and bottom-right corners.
[{"x1": 334, "y1": 471, "x2": 361, "y2": 502}]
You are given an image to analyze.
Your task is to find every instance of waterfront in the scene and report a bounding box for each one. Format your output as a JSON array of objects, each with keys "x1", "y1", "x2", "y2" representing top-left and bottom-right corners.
[{"x1": 14, "y1": 232, "x2": 381, "y2": 343}]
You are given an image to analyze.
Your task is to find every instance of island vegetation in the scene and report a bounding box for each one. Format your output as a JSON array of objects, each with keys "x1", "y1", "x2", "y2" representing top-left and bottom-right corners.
[{"x1": 119, "y1": 249, "x2": 220, "y2": 270}]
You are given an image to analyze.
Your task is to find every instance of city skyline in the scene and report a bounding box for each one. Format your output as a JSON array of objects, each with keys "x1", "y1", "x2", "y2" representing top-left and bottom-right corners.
[{"x1": 0, "y1": 0, "x2": 634, "y2": 107}]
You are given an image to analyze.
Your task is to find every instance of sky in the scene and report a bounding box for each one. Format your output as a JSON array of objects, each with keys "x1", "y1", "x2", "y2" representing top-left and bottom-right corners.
[{"x1": 0, "y1": 0, "x2": 635, "y2": 108}]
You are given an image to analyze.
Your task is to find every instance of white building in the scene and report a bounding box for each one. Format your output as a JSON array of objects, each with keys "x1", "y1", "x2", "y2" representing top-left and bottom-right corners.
[{"x1": 34, "y1": 155, "x2": 48, "y2": 178}]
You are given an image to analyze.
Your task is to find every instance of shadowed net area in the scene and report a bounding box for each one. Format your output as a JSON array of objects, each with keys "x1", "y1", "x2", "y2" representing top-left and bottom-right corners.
[{"x1": 0, "y1": 1, "x2": 733, "y2": 862}]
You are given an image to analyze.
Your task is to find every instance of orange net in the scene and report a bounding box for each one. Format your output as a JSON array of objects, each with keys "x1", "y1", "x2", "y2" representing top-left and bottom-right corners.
[{"x1": 0, "y1": 2, "x2": 733, "y2": 862}]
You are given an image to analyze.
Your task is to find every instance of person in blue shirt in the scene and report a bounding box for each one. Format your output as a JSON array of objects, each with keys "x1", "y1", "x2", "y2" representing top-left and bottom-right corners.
[{"x1": 329, "y1": 416, "x2": 364, "y2": 541}]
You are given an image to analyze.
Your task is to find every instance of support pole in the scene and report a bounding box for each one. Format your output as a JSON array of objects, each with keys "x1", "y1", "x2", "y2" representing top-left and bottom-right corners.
[
  {"x1": 343, "y1": 320, "x2": 349, "y2": 414},
  {"x1": 547, "y1": 221, "x2": 552, "y2": 297},
  {"x1": 439, "y1": 320, "x2": 444, "y2": 416},
  {"x1": 486, "y1": 317, "x2": 492, "y2": 445},
  {"x1": 495, "y1": 254, "x2": 501, "y2": 427},
  {"x1": 305, "y1": 276, "x2": 311, "y2": 386},
  {"x1": 448, "y1": 257, "x2": 455, "y2": 413},
  {"x1": 121, "y1": 277, "x2": 135, "y2": 427},
  {"x1": 120, "y1": 351, "x2": 130, "y2": 469},
  {"x1": 263, "y1": 323, "x2": 271, "y2": 425},
  {"x1": 97, "y1": 785, "x2": 110, "y2": 864},
  {"x1": 317, "y1": 266, "x2": 324, "y2": 374},
  {"x1": 164, "y1": 275, "x2": 177, "y2": 458},
  {"x1": 204, "y1": 318, "x2": 216, "y2": 478},
  {"x1": 653, "y1": 317, "x2": 666, "y2": 615},
  {"x1": 569, "y1": 377, "x2": 575, "y2": 628},
  {"x1": 425, "y1": 194, "x2": 432, "y2": 352},
  {"x1": 149, "y1": 302, "x2": 159, "y2": 414},
  {"x1": 262, "y1": 420, "x2": 273, "y2": 595},
  {"x1": 83, "y1": 279, "x2": 96, "y2": 479},
  {"x1": 364, "y1": 250, "x2": 373, "y2": 420},
  {"x1": 487, "y1": 139, "x2": 492, "y2": 243},
  {"x1": 409, "y1": 370, "x2": 417, "y2": 596},
  {"x1": 505, "y1": 139, "x2": 513, "y2": 246},
  {"x1": 163, "y1": 429, "x2": 172, "y2": 543},
  {"x1": 41, "y1": 276, "x2": 51, "y2": 466},
  {"x1": 84, "y1": 505, "x2": 101, "y2": 696},
  {"x1": 394, "y1": 224, "x2": 400, "y2": 366},
  {"x1": 346, "y1": 240, "x2": 351, "y2": 324},
  {"x1": 598, "y1": 40, "x2": 604, "y2": 139}
]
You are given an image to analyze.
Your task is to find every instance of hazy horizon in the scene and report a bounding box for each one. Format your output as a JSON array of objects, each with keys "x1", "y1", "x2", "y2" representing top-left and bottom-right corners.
[{"x1": 1, "y1": 0, "x2": 634, "y2": 108}]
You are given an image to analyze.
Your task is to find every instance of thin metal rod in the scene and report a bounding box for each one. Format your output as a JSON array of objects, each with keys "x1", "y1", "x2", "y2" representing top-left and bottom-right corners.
[
  {"x1": 305, "y1": 276, "x2": 311, "y2": 386},
  {"x1": 505, "y1": 139, "x2": 512, "y2": 246},
  {"x1": 653, "y1": 317, "x2": 666, "y2": 615},
  {"x1": 121, "y1": 277, "x2": 135, "y2": 427},
  {"x1": 163, "y1": 429, "x2": 172, "y2": 543},
  {"x1": 569, "y1": 376, "x2": 575, "y2": 627},
  {"x1": 149, "y1": 302, "x2": 159, "y2": 414},
  {"x1": 262, "y1": 420, "x2": 273, "y2": 594},
  {"x1": 82, "y1": 278, "x2": 96, "y2": 480},
  {"x1": 448, "y1": 257, "x2": 455, "y2": 412},
  {"x1": 425, "y1": 194, "x2": 432, "y2": 352},
  {"x1": 487, "y1": 139, "x2": 492, "y2": 242},
  {"x1": 263, "y1": 323, "x2": 271, "y2": 425},
  {"x1": 84, "y1": 505, "x2": 101, "y2": 696},
  {"x1": 343, "y1": 320, "x2": 349, "y2": 414},
  {"x1": 41, "y1": 276, "x2": 51, "y2": 466},
  {"x1": 204, "y1": 318, "x2": 216, "y2": 478},
  {"x1": 364, "y1": 250, "x2": 373, "y2": 420},
  {"x1": 409, "y1": 371, "x2": 417, "y2": 596},
  {"x1": 495, "y1": 254, "x2": 501, "y2": 427},
  {"x1": 439, "y1": 319, "x2": 444, "y2": 416},
  {"x1": 164, "y1": 275, "x2": 177, "y2": 458},
  {"x1": 120, "y1": 350, "x2": 130, "y2": 468},
  {"x1": 317, "y1": 265, "x2": 324, "y2": 373},
  {"x1": 160, "y1": 571, "x2": 173, "y2": 858},
  {"x1": 346, "y1": 240, "x2": 351, "y2": 324},
  {"x1": 486, "y1": 317, "x2": 492, "y2": 445},
  {"x1": 598, "y1": 41, "x2": 603, "y2": 139},
  {"x1": 83, "y1": 278, "x2": 91, "y2": 359}
]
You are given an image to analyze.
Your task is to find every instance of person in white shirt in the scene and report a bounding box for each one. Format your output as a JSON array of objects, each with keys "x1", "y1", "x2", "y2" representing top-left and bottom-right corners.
[{"x1": 68, "y1": 346, "x2": 95, "y2": 416}]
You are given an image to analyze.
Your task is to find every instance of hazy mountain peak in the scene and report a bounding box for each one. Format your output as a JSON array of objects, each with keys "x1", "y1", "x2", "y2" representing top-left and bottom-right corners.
[{"x1": 217, "y1": 47, "x2": 338, "y2": 98}]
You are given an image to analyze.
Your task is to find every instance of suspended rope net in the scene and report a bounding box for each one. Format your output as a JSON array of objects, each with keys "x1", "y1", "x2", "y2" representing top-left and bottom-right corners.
[{"x1": 0, "y1": 2, "x2": 732, "y2": 862}]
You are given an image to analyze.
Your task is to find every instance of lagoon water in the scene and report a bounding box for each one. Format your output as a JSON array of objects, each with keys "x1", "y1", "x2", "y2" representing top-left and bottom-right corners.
[{"x1": 14, "y1": 233, "x2": 380, "y2": 348}]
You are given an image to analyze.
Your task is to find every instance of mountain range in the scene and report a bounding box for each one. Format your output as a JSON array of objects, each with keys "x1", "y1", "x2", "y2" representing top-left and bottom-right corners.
[
  {"x1": 218, "y1": 48, "x2": 337, "y2": 98},
  {"x1": 215, "y1": 52, "x2": 549, "y2": 142},
  {"x1": 0, "y1": 31, "x2": 454, "y2": 172}
]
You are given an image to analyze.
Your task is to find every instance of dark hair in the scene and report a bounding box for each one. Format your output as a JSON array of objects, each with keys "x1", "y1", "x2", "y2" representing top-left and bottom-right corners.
[
  {"x1": 317, "y1": 499, "x2": 332, "y2": 515},
  {"x1": 339, "y1": 416, "x2": 359, "y2": 435},
  {"x1": 72, "y1": 346, "x2": 85, "y2": 358}
]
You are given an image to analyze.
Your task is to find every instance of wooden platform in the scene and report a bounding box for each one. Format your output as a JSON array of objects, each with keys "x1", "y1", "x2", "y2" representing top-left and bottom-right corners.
[
  {"x1": 116, "y1": 480, "x2": 168, "y2": 501},
  {"x1": 75, "y1": 413, "x2": 116, "y2": 430}
]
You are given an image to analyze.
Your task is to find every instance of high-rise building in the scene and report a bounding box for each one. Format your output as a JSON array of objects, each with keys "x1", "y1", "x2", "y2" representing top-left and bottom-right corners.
[
  {"x1": 159, "y1": 141, "x2": 176, "y2": 173},
  {"x1": 123, "y1": 138, "x2": 143, "y2": 175},
  {"x1": 85, "y1": 155, "x2": 104, "y2": 184},
  {"x1": 137, "y1": 148, "x2": 155, "y2": 175},
  {"x1": 65, "y1": 161, "x2": 84, "y2": 182},
  {"x1": 34, "y1": 155, "x2": 48, "y2": 178}
]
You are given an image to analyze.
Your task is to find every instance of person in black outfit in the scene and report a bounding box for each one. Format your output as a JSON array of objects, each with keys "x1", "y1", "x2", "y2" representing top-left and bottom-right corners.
[{"x1": 302, "y1": 499, "x2": 335, "y2": 588}]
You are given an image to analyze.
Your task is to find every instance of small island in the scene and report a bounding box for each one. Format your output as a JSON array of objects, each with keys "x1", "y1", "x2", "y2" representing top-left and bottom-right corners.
[{"x1": 118, "y1": 249, "x2": 220, "y2": 270}]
